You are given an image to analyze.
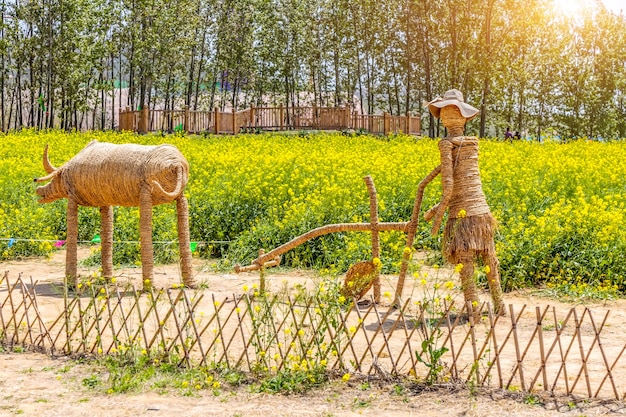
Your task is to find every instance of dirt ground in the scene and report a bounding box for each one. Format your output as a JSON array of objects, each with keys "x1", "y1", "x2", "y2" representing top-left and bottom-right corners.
[{"x1": 1, "y1": 250, "x2": 626, "y2": 417}]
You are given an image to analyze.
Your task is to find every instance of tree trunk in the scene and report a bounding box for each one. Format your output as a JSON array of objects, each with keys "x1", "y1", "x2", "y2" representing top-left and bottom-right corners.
[{"x1": 478, "y1": 0, "x2": 495, "y2": 138}]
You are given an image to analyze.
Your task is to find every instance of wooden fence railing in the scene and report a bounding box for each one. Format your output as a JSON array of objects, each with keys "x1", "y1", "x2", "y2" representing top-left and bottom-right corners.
[
  {"x1": 118, "y1": 106, "x2": 421, "y2": 136},
  {"x1": 2, "y1": 272, "x2": 626, "y2": 400}
]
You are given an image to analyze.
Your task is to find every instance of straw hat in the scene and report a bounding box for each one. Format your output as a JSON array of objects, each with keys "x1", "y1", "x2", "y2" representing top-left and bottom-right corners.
[{"x1": 427, "y1": 89, "x2": 479, "y2": 120}]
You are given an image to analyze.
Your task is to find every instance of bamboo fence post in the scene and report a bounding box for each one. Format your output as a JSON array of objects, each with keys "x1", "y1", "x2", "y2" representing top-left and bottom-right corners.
[
  {"x1": 214, "y1": 107, "x2": 219, "y2": 134},
  {"x1": 258, "y1": 249, "x2": 266, "y2": 294},
  {"x1": 537, "y1": 306, "x2": 549, "y2": 391},
  {"x1": 509, "y1": 304, "x2": 526, "y2": 391},
  {"x1": 468, "y1": 301, "x2": 481, "y2": 382},
  {"x1": 475, "y1": 303, "x2": 506, "y2": 387},
  {"x1": 184, "y1": 106, "x2": 190, "y2": 133},
  {"x1": 5, "y1": 277, "x2": 19, "y2": 345},
  {"x1": 573, "y1": 308, "x2": 593, "y2": 396}
]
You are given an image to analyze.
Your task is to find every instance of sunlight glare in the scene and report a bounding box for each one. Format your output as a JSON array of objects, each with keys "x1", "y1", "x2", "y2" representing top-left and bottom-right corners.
[{"x1": 551, "y1": 0, "x2": 586, "y2": 16}]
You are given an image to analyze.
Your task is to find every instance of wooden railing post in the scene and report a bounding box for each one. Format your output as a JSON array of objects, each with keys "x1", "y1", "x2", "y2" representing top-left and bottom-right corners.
[
  {"x1": 250, "y1": 106, "x2": 256, "y2": 129},
  {"x1": 232, "y1": 108, "x2": 236, "y2": 134},
  {"x1": 138, "y1": 105, "x2": 149, "y2": 133},
  {"x1": 417, "y1": 116, "x2": 421, "y2": 135},
  {"x1": 406, "y1": 112, "x2": 411, "y2": 134},
  {"x1": 184, "y1": 106, "x2": 190, "y2": 133},
  {"x1": 279, "y1": 106, "x2": 284, "y2": 131},
  {"x1": 118, "y1": 107, "x2": 124, "y2": 130},
  {"x1": 384, "y1": 112, "x2": 390, "y2": 135},
  {"x1": 214, "y1": 107, "x2": 219, "y2": 134},
  {"x1": 312, "y1": 105, "x2": 317, "y2": 129},
  {"x1": 125, "y1": 106, "x2": 132, "y2": 131}
]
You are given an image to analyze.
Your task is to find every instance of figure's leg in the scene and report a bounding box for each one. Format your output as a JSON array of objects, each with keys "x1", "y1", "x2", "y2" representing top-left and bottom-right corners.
[
  {"x1": 139, "y1": 185, "x2": 154, "y2": 291},
  {"x1": 66, "y1": 198, "x2": 79, "y2": 289},
  {"x1": 100, "y1": 206, "x2": 114, "y2": 281},
  {"x1": 483, "y1": 252, "x2": 504, "y2": 315},
  {"x1": 176, "y1": 195, "x2": 195, "y2": 288},
  {"x1": 457, "y1": 250, "x2": 480, "y2": 319}
]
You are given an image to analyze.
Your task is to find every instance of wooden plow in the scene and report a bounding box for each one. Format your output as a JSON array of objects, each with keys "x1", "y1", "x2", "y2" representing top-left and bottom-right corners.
[{"x1": 235, "y1": 171, "x2": 441, "y2": 302}]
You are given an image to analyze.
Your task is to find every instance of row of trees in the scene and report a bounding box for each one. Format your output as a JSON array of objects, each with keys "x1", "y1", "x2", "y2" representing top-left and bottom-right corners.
[{"x1": 1, "y1": 0, "x2": 625, "y2": 138}]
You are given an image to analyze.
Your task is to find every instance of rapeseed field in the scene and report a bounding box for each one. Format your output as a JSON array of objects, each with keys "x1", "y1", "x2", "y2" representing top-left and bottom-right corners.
[{"x1": 1, "y1": 130, "x2": 624, "y2": 294}]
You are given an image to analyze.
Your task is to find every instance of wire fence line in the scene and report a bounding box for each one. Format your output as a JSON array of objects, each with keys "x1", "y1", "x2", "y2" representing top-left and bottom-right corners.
[{"x1": 1, "y1": 271, "x2": 625, "y2": 400}]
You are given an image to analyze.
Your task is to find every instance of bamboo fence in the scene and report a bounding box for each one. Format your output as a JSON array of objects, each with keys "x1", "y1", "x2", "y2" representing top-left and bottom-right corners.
[
  {"x1": 118, "y1": 106, "x2": 421, "y2": 136},
  {"x1": 1, "y1": 271, "x2": 626, "y2": 400}
]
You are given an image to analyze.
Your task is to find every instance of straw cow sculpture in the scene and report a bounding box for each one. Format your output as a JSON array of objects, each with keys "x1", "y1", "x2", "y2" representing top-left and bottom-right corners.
[{"x1": 34, "y1": 140, "x2": 194, "y2": 289}]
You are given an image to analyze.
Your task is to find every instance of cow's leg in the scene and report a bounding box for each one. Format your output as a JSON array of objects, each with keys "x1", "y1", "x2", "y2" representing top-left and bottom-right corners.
[
  {"x1": 139, "y1": 185, "x2": 154, "y2": 290},
  {"x1": 100, "y1": 206, "x2": 114, "y2": 281},
  {"x1": 176, "y1": 195, "x2": 195, "y2": 288},
  {"x1": 66, "y1": 197, "x2": 79, "y2": 290}
]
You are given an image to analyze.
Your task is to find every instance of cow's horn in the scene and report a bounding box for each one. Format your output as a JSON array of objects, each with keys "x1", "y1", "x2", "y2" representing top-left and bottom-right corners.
[
  {"x1": 34, "y1": 170, "x2": 60, "y2": 183},
  {"x1": 43, "y1": 144, "x2": 57, "y2": 174}
]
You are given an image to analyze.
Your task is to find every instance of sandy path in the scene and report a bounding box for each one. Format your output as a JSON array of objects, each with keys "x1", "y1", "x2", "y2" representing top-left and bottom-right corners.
[{"x1": 1, "y1": 249, "x2": 626, "y2": 416}]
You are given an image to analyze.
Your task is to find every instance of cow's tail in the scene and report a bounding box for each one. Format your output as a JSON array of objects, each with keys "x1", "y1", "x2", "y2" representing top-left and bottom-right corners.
[{"x1": 152, "y1": 165, "x2": 185, "y2": 200}]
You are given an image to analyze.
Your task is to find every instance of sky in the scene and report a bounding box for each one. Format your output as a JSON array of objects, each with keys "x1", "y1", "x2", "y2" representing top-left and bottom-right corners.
[{"x1": 602, "y1": 0, "x2": 626, "y2": 14}]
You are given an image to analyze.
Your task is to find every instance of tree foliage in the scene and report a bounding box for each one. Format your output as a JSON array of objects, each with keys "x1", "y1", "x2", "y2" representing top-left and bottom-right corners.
[{"x1": 1, "y1": 0, "x2": 625, "y2": 138}]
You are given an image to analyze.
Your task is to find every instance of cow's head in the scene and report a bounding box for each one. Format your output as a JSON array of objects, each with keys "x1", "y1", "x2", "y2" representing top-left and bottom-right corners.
[{"x1": 33, "y1": 145, "x2": 68, "y2": 203}]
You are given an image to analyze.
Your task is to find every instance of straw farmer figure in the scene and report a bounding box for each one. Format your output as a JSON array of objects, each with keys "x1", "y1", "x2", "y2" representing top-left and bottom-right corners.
[
  {"x1": 34, "y1": 140, "x2": 195, "y2": 290},
  {"x1": 422, "y1": 89, "x2": 504, "y2": 315}
]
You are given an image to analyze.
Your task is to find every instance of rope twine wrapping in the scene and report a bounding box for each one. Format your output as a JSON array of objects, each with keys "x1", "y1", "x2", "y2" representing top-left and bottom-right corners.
[
  {"x1": 60, "y1": 142, "x2": 188, "y2": 207},
  {"x1": 35, "y1": 141, "x2": 195, "y2": 289},
  {"x1": 443, "y1": 213, "x2": 497, "y2": 263},
  {"x1": 438, "y1": 137, "x2": 495, "y2": 262},
  {"x1": 341, "y1": 260, "x2": 378, "y2": 300},
  {"x1": 423, "y1": 104, "x2": 504, "y2": 315}
]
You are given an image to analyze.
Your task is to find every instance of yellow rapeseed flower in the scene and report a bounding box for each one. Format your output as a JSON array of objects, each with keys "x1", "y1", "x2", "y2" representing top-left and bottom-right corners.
[{"x1": 372, "y1": 257, "x2": 383, "y2": 270}]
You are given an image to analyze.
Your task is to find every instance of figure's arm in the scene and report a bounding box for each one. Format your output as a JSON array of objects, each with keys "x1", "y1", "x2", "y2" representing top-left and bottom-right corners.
[
  {"x1": 428, "y1": 140, "x2": 454, "y2": 235},
  {"x1": 419, "y1": 165, "x2": 441, "y2": 195}
]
